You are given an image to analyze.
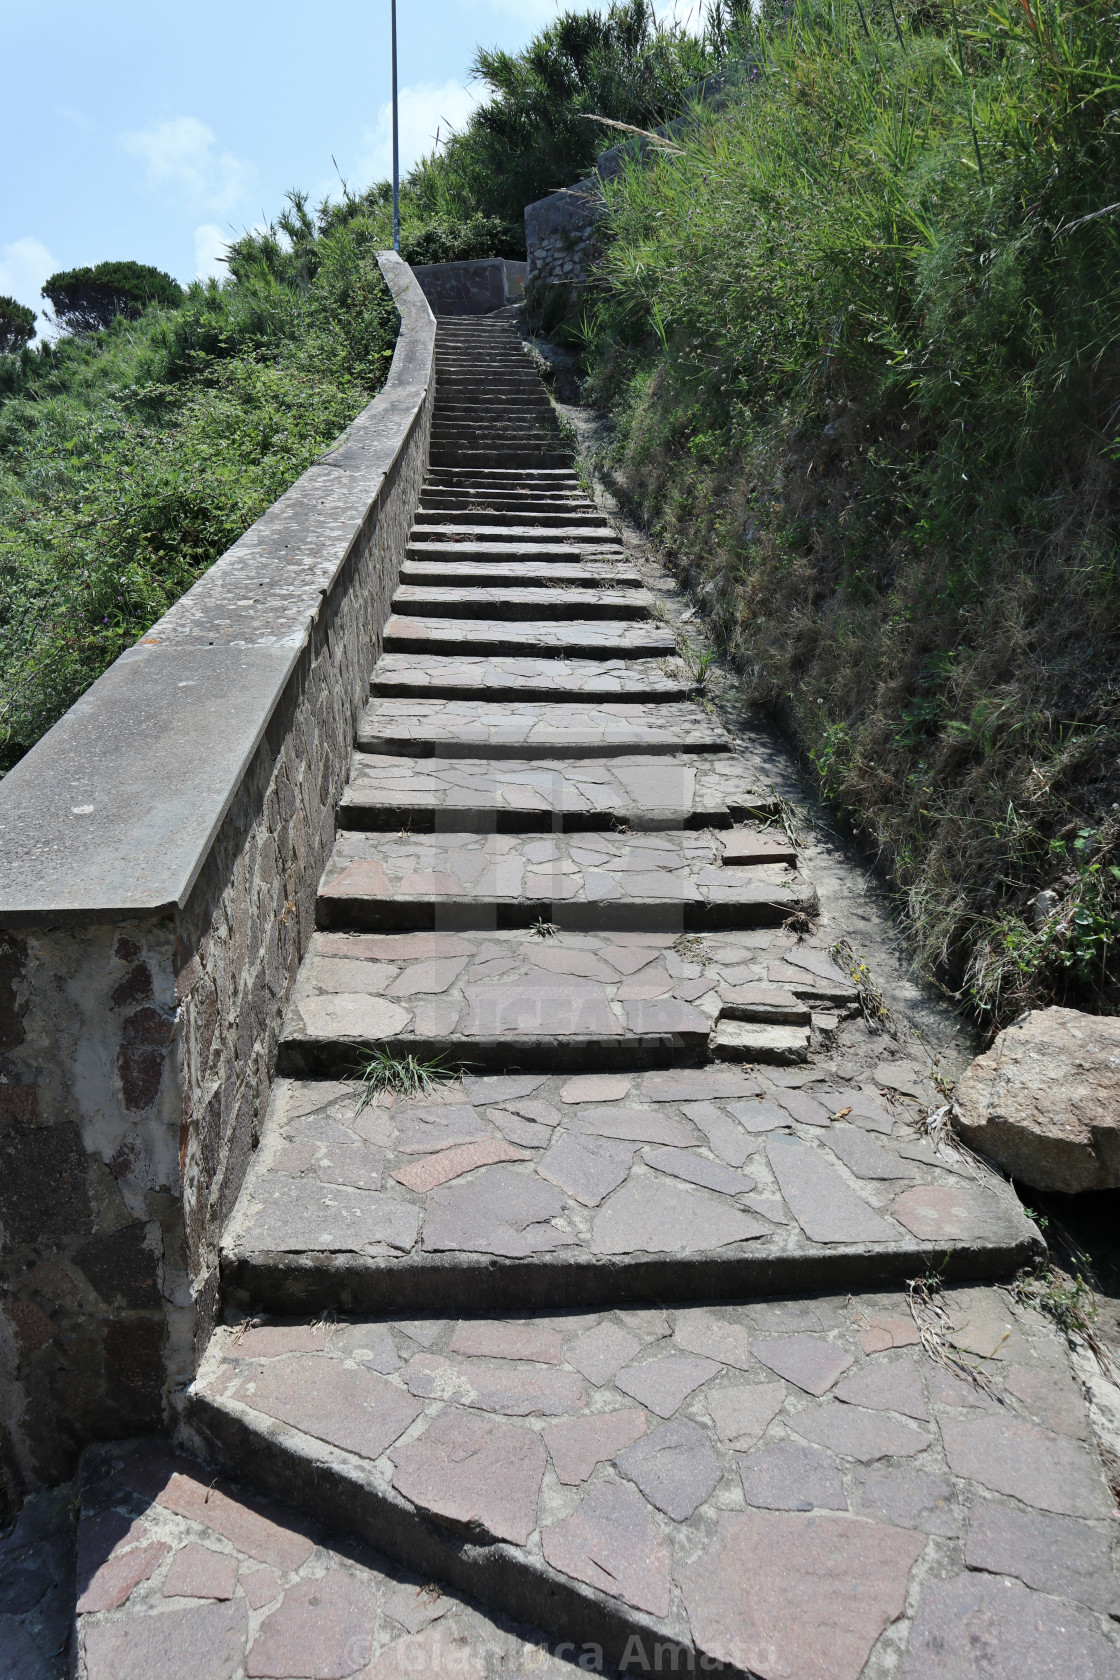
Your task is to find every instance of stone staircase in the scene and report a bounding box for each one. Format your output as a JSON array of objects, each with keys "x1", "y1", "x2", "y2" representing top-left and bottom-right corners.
[{"x1": 67, "y1": 314, "x2": 1120, "y2": 1679}]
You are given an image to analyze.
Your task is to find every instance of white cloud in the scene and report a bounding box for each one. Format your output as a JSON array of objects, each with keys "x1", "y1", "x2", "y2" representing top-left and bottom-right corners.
[
  {"x1": 193, "y1": 223, "x2": 229, "y2": 280},
  {"x1": 358, "y1": 80, "x2": 484, "y2": 185},
  {"x1": 120, "y1": 117, "x2": 255, "y2": 214},
  {"x1": 0, "y1": 236, "x2": 59, "y2": 341}
]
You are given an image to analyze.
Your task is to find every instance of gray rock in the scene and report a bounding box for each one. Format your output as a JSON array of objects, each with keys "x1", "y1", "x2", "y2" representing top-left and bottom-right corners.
[
  {"x1": 615, "y1": 1418, "x2": 722, "y2": 1520},
  {"x1": 955, "y1": 1007, "x2": 1120, "y2": 1191}
]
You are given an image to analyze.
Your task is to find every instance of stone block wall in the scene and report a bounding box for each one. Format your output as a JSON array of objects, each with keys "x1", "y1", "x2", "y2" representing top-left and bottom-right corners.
[
  {"x1": 411, "y1": 258, "x2": 527, "y2": 316},
  {"x1": 0, "y1": 255, "x2": 435, "y2": 1494},
  {"x1": 524, "y1": 183, "x2": 603, "y2": 289}
]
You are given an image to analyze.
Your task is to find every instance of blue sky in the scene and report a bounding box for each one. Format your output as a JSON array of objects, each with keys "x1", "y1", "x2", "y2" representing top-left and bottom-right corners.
[{"x1": 2, "y1": 0, "x2": 624, "y2": 334}]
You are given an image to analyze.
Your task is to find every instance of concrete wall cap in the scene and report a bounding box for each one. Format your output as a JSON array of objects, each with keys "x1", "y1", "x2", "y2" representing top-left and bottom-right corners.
[{"x1": 0, "y1": 252, "x2": 435, "y2": 925}]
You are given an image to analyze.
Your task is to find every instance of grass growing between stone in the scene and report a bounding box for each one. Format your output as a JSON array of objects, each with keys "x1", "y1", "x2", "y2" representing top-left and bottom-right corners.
[
  {"x1": 582, "y1": 0, "x2": 1120, "y2": 1029},
  {"x1": 0, "y1": 196, "x2": 399, "y2": 773}
]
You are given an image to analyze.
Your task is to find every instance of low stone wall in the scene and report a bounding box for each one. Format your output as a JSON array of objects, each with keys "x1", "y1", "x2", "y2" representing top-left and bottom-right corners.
[
  {"x1": 0, "y1": 254, "x2": 435, "y2": 1493},
  {"x1": 411, "y1": 258, "x2": 526, "y2": 316}
]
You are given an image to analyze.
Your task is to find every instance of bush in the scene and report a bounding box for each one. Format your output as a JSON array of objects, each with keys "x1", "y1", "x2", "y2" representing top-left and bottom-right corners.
[
  {"x1": 1, "y1": 201, "x2": 397, "y2": 772},
  {"x1": 0, "y1": 297, "x2": 35, "y2": 356},
  {"x1": 42, "y1": 261, "x2": 184, "y2": 333},
  {"x1": 586, "y1": 0, "x2": 1120, "y2": 1024}
]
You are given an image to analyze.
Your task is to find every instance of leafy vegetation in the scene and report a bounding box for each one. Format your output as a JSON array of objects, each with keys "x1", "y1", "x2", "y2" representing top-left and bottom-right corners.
[
  {"x1": 41, "y1": 261, "x2": 184, "y2": 334},
  {"x1": 345, "y1": 0, "x2": 741, "y2": 261},
  {"x1": 0, "y1": 298, "x2": 35, "y2": 356},
  {"x1": 0, "y1": 200, "x2": 397, "y2": 772},
  {"x1": 582, "y1": 0, "x2": 1120, "y2": 1026}
]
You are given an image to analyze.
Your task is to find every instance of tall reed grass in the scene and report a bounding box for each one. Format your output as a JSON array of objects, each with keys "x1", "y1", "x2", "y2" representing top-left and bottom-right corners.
[{"x1": 586, "y1": 0, "x2": 1120, "y2": 1025}]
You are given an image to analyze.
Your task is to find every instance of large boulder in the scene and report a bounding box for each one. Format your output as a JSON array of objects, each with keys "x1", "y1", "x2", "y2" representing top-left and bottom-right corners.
[{"x1": 955, "y1": 1007, "x2": 1120, "y2": 1192}]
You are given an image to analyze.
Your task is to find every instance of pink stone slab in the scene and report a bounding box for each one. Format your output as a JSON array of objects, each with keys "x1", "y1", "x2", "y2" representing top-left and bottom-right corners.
[
  {"x1": 391, "y1": 1137, "x2": 530, "y2": 1192},
  {"x1": 448, "y1": 1322, "x2": 563, "y2": 1365},
  {"x1": 677, "y1": 1510, "x2": 924, "y2": 1680},
  {"x1": 544, "y1": 1410, "x2": 647, "y2": 1484},
  {"x1": 162, "y1": 1543, "x2": 239, "y2": 1601},
  {"x1": 390, "y1": 1408, "x2": 546, "y2": 1545},
  {"x1": 541, "y1": 1482, "x2": 672, "y2": 1617},
  {"x1": 751, "y1": 1335, "x2": 854, "y2": 1396},
  {"x1": 400, "y1": 1351, "x2": 585, "y2": 1416}
]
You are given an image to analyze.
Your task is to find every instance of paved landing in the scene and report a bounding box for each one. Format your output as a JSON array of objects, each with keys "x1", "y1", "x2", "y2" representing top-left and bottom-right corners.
[
  {"x1": 370, "y1": 654, "x2": 692, "y2": 701},
  {"x1": 187, "y1": 1282, "x2": 1120, "y2": 1680},
  {"x1": 355, "y1": 699, "x2": 730, "y2": 757},
  {"x1": 221, "y1": 1068, "x2": 1037, "y2": 1312},
  {"x1": 315, "y1": 829, "x2": 817, "y2": 933},
  {"x1": 339, "y1": 753, "x2": 776, "y2": 831},
  {"x1": 383, "y1": 617, "x2": 678, "y2": 658}
]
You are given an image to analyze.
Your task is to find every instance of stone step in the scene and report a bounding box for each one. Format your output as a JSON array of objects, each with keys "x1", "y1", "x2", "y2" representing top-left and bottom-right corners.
[
  {"x1": 426, "y1": 468, "x2": 579, "y2": 483},
  {"x1": 370, "y1": 653, "x2": 693, "y2": 702},
  {"x1": 188, "y1": 1259, "x2": 1113, "y2": 1680},
  {"x1": 418, "y1": 497, "x2": 596, "y2": 514},
  {"x1": 339, "y1": 753, "x2": 778, "y2": 832},
  {"x1": 389, "y1": 587, "x2": 652, "y2": 623},
  {"x1": 413, "y1": 509, "x2": 605, "y2": 529},
  {"x1": 429, "y1": 451, "x2": 573, "y2": 470},
  {"x1": 216, "y1": 1061, "x2": 1040, "y2": 1315},
  {"x1": 408, "y1": 525, "x2": 617, "y2": 546},
  {"x1": 383, "y1": 617, "x2": 677, "y2": 660},
  {"x1": 314, "y1": 828, "x2": 818, "y2": 934},
  {"x1": 399, "y1": 560, "x2": 641, "y2": 589},
  {"x1": 354, "y1": 699, "x2": 729, "y2": 758},
  {"x1": 74, "y1": 1438, "x2": 566, "y2": 1680},
  {"x1": 404, "y1": 541, "x2": 628, "y2": 565}
]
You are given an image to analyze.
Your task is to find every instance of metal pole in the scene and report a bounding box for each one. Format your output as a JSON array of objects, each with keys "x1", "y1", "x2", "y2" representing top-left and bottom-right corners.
[{"x1": 391, "y1": 0, "x2": 400, "y2": 253}]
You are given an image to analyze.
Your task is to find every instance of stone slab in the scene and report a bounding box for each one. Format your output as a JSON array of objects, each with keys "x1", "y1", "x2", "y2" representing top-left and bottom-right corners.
[
  {"x1": 383, "y1": 616, "x2": 677, "y2": 659},
  {"x1": 317, "y1": 828, "x2": 818, "y2": 933},
  {"x1": 222, "y1": 1068, "x2": 1041, "y2": 1312},
  {"x1": 370, "y1": 653, "x2": 692, "y2": 701},
  {"x1": 356, "y1": 698, "x2": 730, "y2": 757}
]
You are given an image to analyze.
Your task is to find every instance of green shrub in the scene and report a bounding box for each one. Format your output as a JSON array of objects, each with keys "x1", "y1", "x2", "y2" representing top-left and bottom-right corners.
[
  {"x1": 42, "y1": 261, "x2": 184, "y2": 334},
  {"x1": 586, "y1": 0, "x2": 1120, "y2": 1024},
  {"x1": 0, "y1": 298, "x2": 35, "y2": 357},
  {"x1": 0, "y1": 203, "x2": 397, "y2": 772}
]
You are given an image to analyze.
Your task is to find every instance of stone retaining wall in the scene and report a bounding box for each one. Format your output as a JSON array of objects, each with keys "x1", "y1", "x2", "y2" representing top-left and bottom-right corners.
[
  {"x1": 0, "y1": 254, "x2": 435, "y2": 1493},
  {"x1": 411, "y1": 258, "x2": 526, "y2": 316}
]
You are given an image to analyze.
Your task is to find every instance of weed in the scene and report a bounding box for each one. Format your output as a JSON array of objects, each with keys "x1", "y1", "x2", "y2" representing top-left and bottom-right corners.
[
  {"x1": 531, "y1": 918, "x2": 560, "y2": 938},
  {"x1": 352, "y1": 1047, "x2": 456, "y2": 1106}
]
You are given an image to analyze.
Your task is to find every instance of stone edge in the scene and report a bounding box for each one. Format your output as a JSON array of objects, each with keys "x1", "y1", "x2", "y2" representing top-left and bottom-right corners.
[{"x1": 0, "y1": 252, "x2": 436, "y2": 924}]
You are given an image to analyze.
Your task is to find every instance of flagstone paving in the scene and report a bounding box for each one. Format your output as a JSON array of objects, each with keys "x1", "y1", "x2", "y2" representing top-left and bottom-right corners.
[
  {"x1": 339, "y1": 754, "x2": 775, "y2": 831},
  {"x1": 60, "y1": 312, "x2": 1120, "y2": 1679},
  {"x1": 370, "y1": 653, "x2": 692, "y2": 701},
  {"x1": 355, "y1": 698, "x2": 731, "y2": 756}
]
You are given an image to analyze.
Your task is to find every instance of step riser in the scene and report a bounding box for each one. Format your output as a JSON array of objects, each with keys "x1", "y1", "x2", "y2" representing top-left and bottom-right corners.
[
  {"x1": 313, "y1": 899, "x2": 808, "y2": 934},
  {"x1": 408, "y1": 530, "x2": 616, "y2": 545},
  {"x1": 383, "y1": 628, "x2": 675, "y2": 659},
  {"x1": 336, "y1": 803, "x2": 735, "y2": 833},
  {"x1": 219, "y1": 1232, "x2": 1038, "y2": 1317},
  {"x1": 388, "y1": 600, "x2": 649, "y2": 623},
  {"x1": 371, "y1": 678, "x2": 693, "y2": 701},
  {"x1": 275, "y1": 1028, "x2": 710, "y2": 1079}
]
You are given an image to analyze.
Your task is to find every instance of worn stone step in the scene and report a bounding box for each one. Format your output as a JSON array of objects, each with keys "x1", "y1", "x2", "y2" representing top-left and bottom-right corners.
[
  {"x1": 74, "y1": 1438, "x2": 569, "y2": 1680},
  {"x1": 429, "y1": 452, "x2": 574, "y2": 470},
  {"x1": 404, "y1": 541, "x2": 627, "y2": 565},
  {"x1": 400, "y1": 560, "x2": 642, "y2": 589},
  {"x1": 188, "y1": 1263, "x2": 1120, "y2": 1680},
  {"x1": 354, "y1": 699, "x2": 729, "y2": 758},
  {"x1": 272, "y1": 927, "x2": 872, "y2": 1080},
  {"x1": 426, "y1": 469, "x2": 579, "y2": 484},
  {"x1": 217, "y1": 1058, "x2": 1040, "y2": 1316},
  {"x1": 383, "y1": 616, "x2": 677, "y2": 659},
  {"x1": 339, "y1": 753, "x2": 779, "y2": 832},
  {"x1": 409, "y1": 525, "x2": 617, "y2": 546},
  {"x1": 370, "y1": 653, "x2": 693, "y2": 702},
  {"x1": 390, "y1": 587, "x2": 652, "y2": 623},
  {"x1": 414, "y1": 509, "x2": 605, "y2": 529},
  {"x1": 314, "y1": 828, "x2": 817, "y2": 934}
]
